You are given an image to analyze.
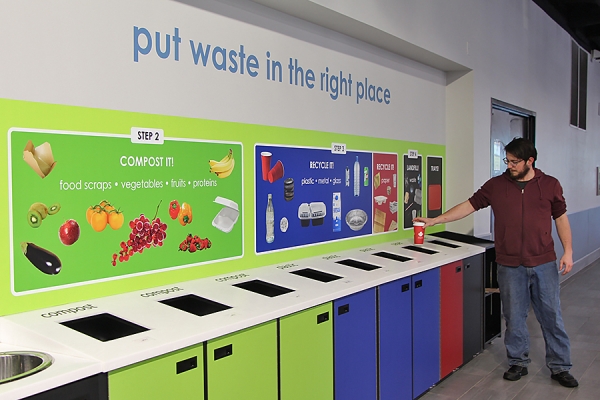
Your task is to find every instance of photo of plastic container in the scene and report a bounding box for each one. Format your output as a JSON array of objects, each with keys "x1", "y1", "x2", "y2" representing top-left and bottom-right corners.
[{"x1": 211, "y1": 196, "x2": 240, "y2": 233}]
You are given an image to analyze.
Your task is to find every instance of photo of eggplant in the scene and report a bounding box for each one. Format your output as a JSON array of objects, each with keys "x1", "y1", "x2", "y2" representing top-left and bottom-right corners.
[{"x1": 21, "y1": 242, "x2": 62, "y2": 275}]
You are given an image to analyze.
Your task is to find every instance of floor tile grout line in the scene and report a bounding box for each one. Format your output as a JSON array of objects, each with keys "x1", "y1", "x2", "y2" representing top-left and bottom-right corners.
[{"x1": 455, "y1": 372, "x2": 492, "y2": 400}]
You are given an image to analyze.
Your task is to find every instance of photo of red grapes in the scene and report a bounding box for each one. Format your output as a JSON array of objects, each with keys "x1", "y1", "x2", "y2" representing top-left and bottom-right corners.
[{"x1": 111, "y1": 202, "x2": 167, "y2": 266}]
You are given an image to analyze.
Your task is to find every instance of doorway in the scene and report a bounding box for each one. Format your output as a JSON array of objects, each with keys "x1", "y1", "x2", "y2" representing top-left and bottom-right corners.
[{"x1": 489, "y1": 99, "x2": 536, "y2": 238}]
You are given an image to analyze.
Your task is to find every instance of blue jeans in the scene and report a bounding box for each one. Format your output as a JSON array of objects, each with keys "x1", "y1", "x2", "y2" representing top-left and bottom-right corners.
[{"x1": 497, "y1": 261, "x2": 572, "y2": 374}]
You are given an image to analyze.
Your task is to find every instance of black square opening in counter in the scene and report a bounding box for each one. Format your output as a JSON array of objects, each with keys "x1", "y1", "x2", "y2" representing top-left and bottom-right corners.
[
  {"x1": 429, "y1": 239, "x2": 460, "y2": 248},
  {"x1": 372, "y1": 251, "x2": 412, "y2": 263},
  {"x1": 403, "y1": 245, "x2": 439, "y2": 255},
  {"x1": 335, "y1": 259, "x2": 381, "y2": 271},
  {"x1": 160, "y1": 294, "x2": 231, "y2": 317},
  {"x1": 60, "y1": 313, "x2": 149, "y2": 342},
  {"x1": 233, "y1": 280, "x2": 294, "y2": 297},
  {"x1": 290, "y1": 268, "x2": 342, "y2": 283}
]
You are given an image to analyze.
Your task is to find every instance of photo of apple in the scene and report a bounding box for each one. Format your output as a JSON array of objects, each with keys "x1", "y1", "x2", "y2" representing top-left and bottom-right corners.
[{"x1": 59, "y1": 219, "x2": 80, "y2": 246}]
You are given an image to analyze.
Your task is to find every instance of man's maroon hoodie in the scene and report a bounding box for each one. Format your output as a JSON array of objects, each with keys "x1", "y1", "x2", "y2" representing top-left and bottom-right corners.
[{"x1": 468, "y1": 168, "x2": 567, "y2": 267}]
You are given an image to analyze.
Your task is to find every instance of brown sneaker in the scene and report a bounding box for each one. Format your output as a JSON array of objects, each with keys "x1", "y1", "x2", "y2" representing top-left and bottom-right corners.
[
  {"x1": 503, "y1": 365, "x2": 528, "y2": 381},
  {"x1": 551, "y1": 371, "x2": 579, "y2": 387}
]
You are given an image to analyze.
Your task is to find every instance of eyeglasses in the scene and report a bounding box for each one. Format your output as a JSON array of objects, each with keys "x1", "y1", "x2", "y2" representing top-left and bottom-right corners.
[{"x1": 503, "y1": 158, "x2": 523, "y2": 167}]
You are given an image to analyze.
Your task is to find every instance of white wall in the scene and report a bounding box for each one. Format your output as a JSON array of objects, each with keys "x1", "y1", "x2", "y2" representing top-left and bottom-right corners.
[
  {"x1": 250, "y1": 0, "x2": 600, "y2": 237},
  {"x1": 0, "y1": 0, "x2": 446, "y2": 144},
  {"x1": 1, "y1": 0, "x2": 599, "y2": 239}
]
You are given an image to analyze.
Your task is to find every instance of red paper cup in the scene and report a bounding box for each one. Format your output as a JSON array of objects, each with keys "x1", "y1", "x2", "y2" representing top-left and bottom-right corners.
[
  {"x1": 268, "y1": 160, "x2": 284, "y2": 183},
  {"x1": 261, "y1": 152, "x2": 272, "y2": 181},
  {"x1": 413, "y1": 222, "x2": 425, "y2": 244}
]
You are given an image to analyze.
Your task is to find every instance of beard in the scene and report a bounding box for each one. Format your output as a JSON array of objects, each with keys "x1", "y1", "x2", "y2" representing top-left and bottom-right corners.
[{"x1": 509, "y1": 164, "x2": 531, "y2": 181}]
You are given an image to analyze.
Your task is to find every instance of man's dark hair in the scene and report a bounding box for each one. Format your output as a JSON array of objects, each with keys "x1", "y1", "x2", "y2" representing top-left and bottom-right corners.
[{"x1": 504, "y1": 137, "x2": 537, "y2": 162}]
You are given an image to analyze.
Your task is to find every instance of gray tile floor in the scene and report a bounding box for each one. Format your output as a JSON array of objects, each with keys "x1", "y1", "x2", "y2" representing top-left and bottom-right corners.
[{"x1": 421, "y1": 259, "x2": 600, "y2": 400}]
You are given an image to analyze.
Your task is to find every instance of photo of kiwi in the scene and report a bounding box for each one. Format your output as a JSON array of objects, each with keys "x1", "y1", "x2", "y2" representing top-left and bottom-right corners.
[
  {"x1": 48, "y1": 203, "x2": 61, "y2": 215},
  {"x1": 27, "y1": 209, "x2": 43, "y2": 228},
  {"x1": 26, "y1": 202, "x2": 61, "y2": 228}
]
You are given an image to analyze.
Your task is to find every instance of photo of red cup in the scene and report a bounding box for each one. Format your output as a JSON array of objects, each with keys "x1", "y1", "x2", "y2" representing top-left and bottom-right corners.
[
  {"x1": 413, "y1": 222, "x2": 425, "y2": 244},
  {"x1": 261, "y1": 152, "x2": 272, "y2": 181},
  {"x1": 268, "y1": 160, "x2": 284, "y2": 183}
]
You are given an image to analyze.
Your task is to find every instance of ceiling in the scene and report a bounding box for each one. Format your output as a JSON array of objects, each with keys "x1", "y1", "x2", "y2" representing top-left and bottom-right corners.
[{"x1": 533, "y1": 0, "x2": 600, "y2": 53}]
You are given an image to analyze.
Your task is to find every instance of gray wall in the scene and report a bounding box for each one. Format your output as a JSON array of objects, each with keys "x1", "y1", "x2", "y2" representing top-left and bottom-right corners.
[{"x1": 555, "y1": 206, "x2": 600, "y2": 281}]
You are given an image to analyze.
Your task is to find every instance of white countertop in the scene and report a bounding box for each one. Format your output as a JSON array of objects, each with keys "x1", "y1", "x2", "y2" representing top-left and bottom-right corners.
[
  {"x1": 0, "y1": 237, "x2": 484, "y2": 399},
  {"x1": 0, "y1": 343, "x2": 101, "y2": 400}
]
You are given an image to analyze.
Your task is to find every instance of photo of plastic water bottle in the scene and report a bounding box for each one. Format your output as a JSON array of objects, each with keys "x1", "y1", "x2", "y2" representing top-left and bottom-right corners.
[{"x1": 353, "y1": 156, "x2": 360, "y2": 197}]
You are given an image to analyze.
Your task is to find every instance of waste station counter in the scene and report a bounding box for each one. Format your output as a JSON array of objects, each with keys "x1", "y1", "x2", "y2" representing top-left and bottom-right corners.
[{"x1": 0, "y1": 236, "x2": 484, "y2": 399}]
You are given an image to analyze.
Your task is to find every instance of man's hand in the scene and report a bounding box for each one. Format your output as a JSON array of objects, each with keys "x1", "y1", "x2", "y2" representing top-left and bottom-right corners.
[
  {"x1": 555, "y1": 213, "x2": 573, "y2": 275},
  {"x1": 558, "y1": 252, "x2": 574, "y2": 275},
  {"x1": 413, "y1": 200, "x2": 476, "y2": 228},
  {"x1": 413, "y1": 217, "x2": 437, "y2": 228}
]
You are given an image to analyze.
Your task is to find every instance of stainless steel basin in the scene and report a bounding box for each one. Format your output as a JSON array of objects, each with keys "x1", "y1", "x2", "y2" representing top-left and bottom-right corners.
[{"x1": 0, "y1": 351, "x2": 54, "y2": 384}]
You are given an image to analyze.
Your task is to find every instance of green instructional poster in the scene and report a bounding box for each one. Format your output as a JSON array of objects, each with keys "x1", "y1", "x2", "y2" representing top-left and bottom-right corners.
[{"x1": 9, "y1": 129, "x2": 243, "y2": 294}]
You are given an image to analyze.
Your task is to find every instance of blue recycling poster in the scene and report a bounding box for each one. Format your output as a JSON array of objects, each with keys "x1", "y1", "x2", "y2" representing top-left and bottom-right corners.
[{"x1": 255, "y1": 145, "x2": 374, "y2": 253}]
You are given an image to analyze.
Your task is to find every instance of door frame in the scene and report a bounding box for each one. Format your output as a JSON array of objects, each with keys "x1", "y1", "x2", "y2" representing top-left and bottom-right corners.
[
  {"x1": 491, "y1": 99, "x2": 536, "y2": 146},
  {"x1": 489, "y1": 99, "x2": 536, "y2": 239},
  {"x1": 490, "y1": 98, "x2": 536, "y2": 171}
]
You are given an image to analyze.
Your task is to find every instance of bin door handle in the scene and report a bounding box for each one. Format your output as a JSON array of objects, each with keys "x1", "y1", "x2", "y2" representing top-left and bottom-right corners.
[
  {"x1": 338, "y1": 304, "x2": 350, "y2": 315},
  {"x1": 415, "y1": 280, "x2": 423, "y2": 289},
  {"x1": 176, "y1": 356, "x2": 197, "y2": 374},
  {"x1": 214, "y1": 344, "x2": 233, "y2": 361},
  {"x1": 456, "y1": 266, "x2": 462, "y2": 273},
  {"x1": 401, "y1": 283, "x2": 410, "y2": 292},
  {"x1": 317, "y1": 312, "x2": 329, "y2": 324}
]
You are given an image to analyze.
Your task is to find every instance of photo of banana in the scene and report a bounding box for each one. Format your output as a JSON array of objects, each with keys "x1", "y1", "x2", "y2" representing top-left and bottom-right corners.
[{"x1": 209, "y1": 149, "x2": 235, "y2": 179}]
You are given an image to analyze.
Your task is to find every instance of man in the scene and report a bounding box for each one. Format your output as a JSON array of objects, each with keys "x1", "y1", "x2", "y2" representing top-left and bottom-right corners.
[{"x1": 414, "y1": 138, "x2": 578, "y2": 388}]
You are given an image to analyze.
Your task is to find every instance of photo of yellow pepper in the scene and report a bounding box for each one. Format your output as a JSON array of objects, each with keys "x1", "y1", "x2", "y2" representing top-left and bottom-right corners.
[{"x1": 178, "y1": 202, "x2": 193, "y2": 226}]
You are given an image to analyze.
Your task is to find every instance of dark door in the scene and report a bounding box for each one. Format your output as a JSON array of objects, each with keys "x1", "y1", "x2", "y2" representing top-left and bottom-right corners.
[
  {"x1": 412, "y1": 268, "x2": 440, "y2": 398},
  {"x1": 490, "y1": 100, "x2": 535, "y2": 239}
]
